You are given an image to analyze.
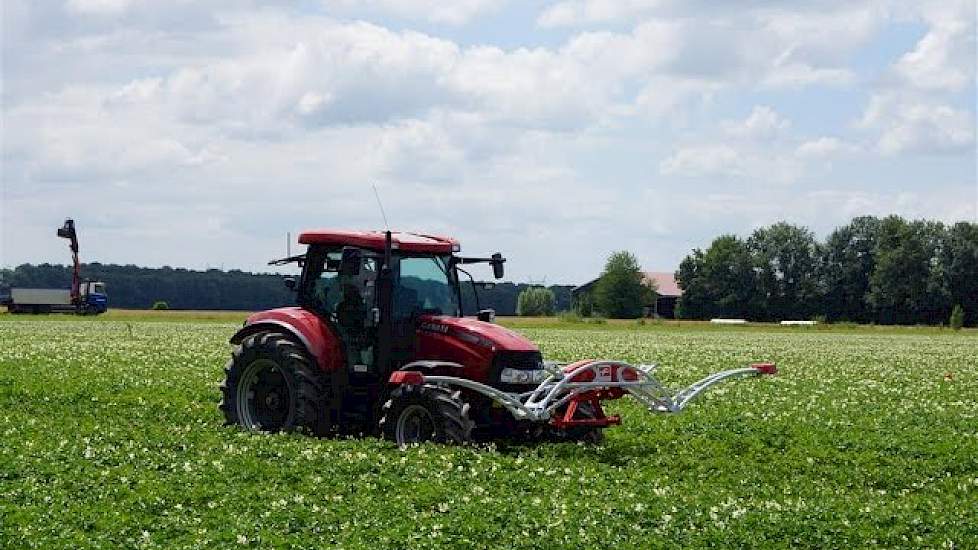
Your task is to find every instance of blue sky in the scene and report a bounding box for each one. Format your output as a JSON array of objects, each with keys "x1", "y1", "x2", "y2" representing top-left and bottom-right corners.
[{"x1": 2, "y1": 0, "x2": 975, "y2": 284}]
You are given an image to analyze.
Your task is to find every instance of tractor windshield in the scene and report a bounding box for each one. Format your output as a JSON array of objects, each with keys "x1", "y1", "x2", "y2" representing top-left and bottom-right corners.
[{"x1": 396, "y1": 255, "x2": 459, "y2": 318}]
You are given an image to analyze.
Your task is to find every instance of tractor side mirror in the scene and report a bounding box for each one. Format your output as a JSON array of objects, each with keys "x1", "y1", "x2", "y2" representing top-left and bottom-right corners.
[
  {"x1": 283, "y1": 276, "x2": 297, "y2": 291},
  {"x1": 340, "y1": 248, "x2": 361, "y2": 276},
  {"x1": 491, "y1": 253, "x2": 504, "y2": 280}
]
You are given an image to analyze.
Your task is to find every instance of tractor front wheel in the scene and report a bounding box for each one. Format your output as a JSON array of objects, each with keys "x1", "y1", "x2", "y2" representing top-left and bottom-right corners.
[
  {"x1": 219, "y1": 332, "x2": 330, "y2": 435},
  {"x1": 380, "y1": 385, "x2": 473, "y2": 446}
]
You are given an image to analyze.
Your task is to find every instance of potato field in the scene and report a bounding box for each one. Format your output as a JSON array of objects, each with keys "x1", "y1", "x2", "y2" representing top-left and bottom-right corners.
[{"x1": 1, "y1": 314, "x2": 976, "y2": 548}]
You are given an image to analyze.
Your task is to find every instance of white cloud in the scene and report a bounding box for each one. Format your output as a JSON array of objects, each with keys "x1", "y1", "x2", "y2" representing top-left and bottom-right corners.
[
  {"x1": 760, "y1": 63, "x2": 855, "y2": 89},
  {"x1": 850, "y1": 0, "x2": 975, "y2": 157},
  {"x1": 47, "y1": 14, "x2": 695, "y2": 136},
  {"x1": 858, "y1": 93, "x2": 975, "y2": 155},
  {"x1": 65, "y1": 0, "x2": 138, "y2": 15},
  {"x1": 3, "y1": 84, "x2": 226, "y2": 183},
  {"x1": 659, "y1": 145, "x2": 744, "y2": 177},
  {"x1": 893, "y1": 15, "x2": 973, "y2": 92},
  {"x1": 804, "y1": 188, "x2": 977, "y2": 227},
  {"x1": 658, "y1": 143, "x2": 803, "y2": 184},
  {"x1": 722, "y1": 106, "x2": 790, "y2": 140},
  {"x1": 537, "y1": 0, "x2": 665, "y2": 27},
  {"x1": 794, "y1": 137, "x2": 858, "y2": 159},
  {"x1": 331, "y1": 0, "x2": 506, "y2": 25},
  {"x1": 142, "y1": 18, "x2": 463, "y2": 130},
  {"x1": 756, "y1": 4, "x2": 882, "y2": 63},
  {"x1": 538, "y1": 2, "x2": 877, "y2": 92},
  {"x1": 632, "y1": 76, "x2": 720, "y2": 117}
]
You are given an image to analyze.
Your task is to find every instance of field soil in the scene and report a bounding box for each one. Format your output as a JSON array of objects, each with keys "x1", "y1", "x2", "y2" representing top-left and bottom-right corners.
[{"x1": 1, "y1": 313, "x2": 975, "y2": 548}]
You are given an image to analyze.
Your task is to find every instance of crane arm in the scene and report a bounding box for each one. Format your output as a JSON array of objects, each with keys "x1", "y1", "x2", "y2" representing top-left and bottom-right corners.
[{"x1": 56, "y1": 219, "x2": 81, "y2": 303}]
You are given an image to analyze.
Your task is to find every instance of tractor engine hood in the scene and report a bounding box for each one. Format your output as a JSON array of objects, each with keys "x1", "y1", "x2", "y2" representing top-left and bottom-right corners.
[{"x1": 419, "y1": 316, "x2": 538, "y2": 352}]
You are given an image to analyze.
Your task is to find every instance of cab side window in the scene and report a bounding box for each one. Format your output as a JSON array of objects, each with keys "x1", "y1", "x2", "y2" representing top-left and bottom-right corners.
[
  {"x1": 310, "y1": 252, "x2": 342, "y2": 315},
  {"x1": 396, "y1": 256, "x2": 456, "y2": 318},
  {"x1": 335, "y1": 257, "x2": 377, "y2": 329}
]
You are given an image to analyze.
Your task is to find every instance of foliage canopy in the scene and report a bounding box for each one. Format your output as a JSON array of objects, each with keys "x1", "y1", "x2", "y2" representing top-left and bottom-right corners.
[
  {"x1": 516, "y1": 287, "x2": 556, "y2": 316},
  {"x1": 594, "y1": 251, "x2": 654, "y2": 319},
  {"x1": 677, "y1": 216, "x2": 978, "y2": 326}
]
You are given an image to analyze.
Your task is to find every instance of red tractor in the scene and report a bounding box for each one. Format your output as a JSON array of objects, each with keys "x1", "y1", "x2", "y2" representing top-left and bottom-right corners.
[{"x1": 220, "y1": 230, "x2": 775, "y2": 445}]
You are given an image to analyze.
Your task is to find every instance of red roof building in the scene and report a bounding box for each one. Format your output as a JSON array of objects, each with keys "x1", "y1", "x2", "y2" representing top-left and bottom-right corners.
[
  {"x1": 571, "y1": 270, "x2": 683, "y2": 318},
  {"x1": 642, "y1": 272, "x2": 683, "y2": 298}
]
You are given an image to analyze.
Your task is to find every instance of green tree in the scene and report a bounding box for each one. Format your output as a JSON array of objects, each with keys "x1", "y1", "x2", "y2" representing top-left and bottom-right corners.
[
  {"x1": 943, "y1": 222, "x2": 978, "y2": 327},
  {"x1": 594, "y1": 251, "x2": 654, "y2": 319},
  {"x1": 919, "y1": 220, "x2": 952, "y2": 324},
  {"x1": 516, "y1": 287, "x2": 556, "y2": 316},
  {"x1": 676, "y1": 235, "x2": 755, "y2": 319},
  {"x1": 573, "y1": 292, "x2": 594, "y2": 317},
  {"x1": 748, "y1": 222, "x2": 821, "y2": 321},
  {"x1": 820, "y1": 216, "x2": 880, "y2": 322},
  {"x1": 868, "y1": 217, "x2": 945, "y2": 324},
  {"x1": 950, "y1": 304, "x2": 964, "y2": 330}
]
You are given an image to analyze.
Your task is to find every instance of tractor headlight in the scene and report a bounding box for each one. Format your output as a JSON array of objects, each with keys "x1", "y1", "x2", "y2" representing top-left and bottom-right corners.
[{"x1": 499, "y1": 367, "x2": 549, "y2": 385}]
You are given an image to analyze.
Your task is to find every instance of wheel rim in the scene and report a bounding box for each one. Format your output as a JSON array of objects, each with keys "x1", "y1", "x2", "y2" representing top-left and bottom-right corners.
[
  {"x1": 237, "y1": 359, "x2": 293, "y2": 431},
  {"x1": 396, "y1": 404, "x2": 436, "y2": 445}
]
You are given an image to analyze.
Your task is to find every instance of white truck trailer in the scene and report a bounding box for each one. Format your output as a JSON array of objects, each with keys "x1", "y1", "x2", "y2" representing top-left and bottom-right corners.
[
  {"x1": 3, "y1": 284, "x2": 106, "y2": 314},
  {"x1": 7, "y1": 288, "x2": 72, "y2": 313}
]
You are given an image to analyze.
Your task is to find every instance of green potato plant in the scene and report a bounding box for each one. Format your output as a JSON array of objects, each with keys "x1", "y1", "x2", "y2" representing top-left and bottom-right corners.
[{"x1": 1, "y1": 316, "x2": 975, "y2": 548}]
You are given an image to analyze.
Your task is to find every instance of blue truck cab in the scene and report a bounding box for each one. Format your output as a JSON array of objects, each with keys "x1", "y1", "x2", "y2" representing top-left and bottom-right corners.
[{"x1": 80, "y1": 281, "x2": 109, "y2": 314}]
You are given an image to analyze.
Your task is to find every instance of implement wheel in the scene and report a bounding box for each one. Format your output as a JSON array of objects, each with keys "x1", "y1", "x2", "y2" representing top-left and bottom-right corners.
[
  {"x1": 219, "y1": 332, "x2": 330, "y2": 435},
  {"x1": 380, "y1": 385, "x2": 473, "y2": 446}
]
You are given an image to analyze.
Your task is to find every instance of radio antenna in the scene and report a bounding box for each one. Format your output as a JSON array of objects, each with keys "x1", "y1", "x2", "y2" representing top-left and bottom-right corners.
[{"x1": 372, "y1": 183, "x2": 390, "y2": 231}]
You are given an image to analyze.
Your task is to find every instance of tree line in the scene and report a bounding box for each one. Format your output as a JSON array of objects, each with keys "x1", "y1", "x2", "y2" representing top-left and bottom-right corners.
[
  {"x1": 676, "y1": 216, "x2": 978, "y2": 326},
  {"x1": 0, "y1": 262, "x2": 573, "y2": 316}
]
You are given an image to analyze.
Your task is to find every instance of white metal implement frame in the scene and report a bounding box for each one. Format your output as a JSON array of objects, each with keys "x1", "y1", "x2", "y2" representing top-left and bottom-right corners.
[{"x1": 400, "y1": 360, "x2": 772, "y2": 423}]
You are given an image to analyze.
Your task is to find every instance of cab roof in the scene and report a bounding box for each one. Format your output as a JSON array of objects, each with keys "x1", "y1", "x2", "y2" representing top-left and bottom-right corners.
[{"x1": 297, "y1": 230, "x2": 459, "y2": 254}]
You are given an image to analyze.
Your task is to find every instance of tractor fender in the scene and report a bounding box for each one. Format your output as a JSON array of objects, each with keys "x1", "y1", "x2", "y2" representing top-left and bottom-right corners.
[
  {"x1": 229, "y1": 307, "x2": 344, "y2": 372},
  {"x1": 398, "y1": 360, "x2": 467, "y2": 377}
]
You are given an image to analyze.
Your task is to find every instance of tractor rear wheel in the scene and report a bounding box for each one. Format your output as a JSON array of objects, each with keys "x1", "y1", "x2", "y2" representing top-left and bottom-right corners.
[
  {"x1": 380, "y1": 385, "x2": 473, "y2": 446},
  {"x1": 219, "y1": 332, "x2": 330, "y2": 435}
]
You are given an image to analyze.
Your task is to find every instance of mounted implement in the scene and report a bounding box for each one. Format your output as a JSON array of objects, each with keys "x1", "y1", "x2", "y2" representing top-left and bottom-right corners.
[{"x1": 220, "y1": 229, "x2": 776, "y2": 445}]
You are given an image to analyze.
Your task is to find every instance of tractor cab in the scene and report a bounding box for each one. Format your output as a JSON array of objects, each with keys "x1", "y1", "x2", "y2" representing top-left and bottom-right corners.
[{"x1": 285, "y1": 230, "x2": 506, "y2": 377}]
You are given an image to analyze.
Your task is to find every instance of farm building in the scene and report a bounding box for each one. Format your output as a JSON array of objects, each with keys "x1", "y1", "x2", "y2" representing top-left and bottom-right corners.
[{"x1": 571, "y1": 271, "x2": 683, "y2": 318}]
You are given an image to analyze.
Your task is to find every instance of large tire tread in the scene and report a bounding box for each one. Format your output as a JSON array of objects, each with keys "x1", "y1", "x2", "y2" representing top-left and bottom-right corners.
[
  {"x1": 219, "y1": 332, "x2": 331, "y2": 436},
  {"x1": 379, "y1": 384, "x2": 473, "y2": 446}
]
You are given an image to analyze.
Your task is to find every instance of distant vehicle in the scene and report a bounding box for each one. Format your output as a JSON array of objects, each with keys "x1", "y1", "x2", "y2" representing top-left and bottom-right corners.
[
  {"x1": 2, "y1": 219, "x2": 108, "y2": 315},
  {"x1": 4, "y1": 283, "x2": 107, "y2": 314}
]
